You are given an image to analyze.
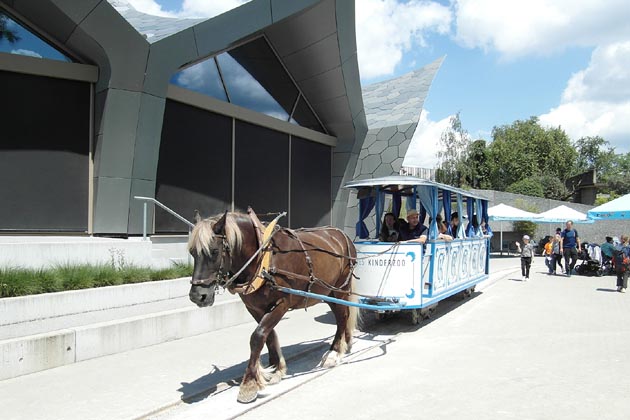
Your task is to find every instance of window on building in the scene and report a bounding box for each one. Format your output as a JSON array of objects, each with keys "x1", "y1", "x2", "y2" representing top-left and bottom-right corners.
[
  {"x1": 170, "y1": 36, "x2": 325, "y2": 133},
  {"x1": 170, "y1": 57, "x2": 228, "y2": 101},
  {"x1": 0, "y1": 10, "x2": 73, "y2": 62}
]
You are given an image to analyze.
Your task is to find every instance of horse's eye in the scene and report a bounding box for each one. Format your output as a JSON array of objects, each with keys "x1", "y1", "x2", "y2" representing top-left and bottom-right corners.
[{"x1": 210, "y1": 249, "x2": 220, "y2": 257}]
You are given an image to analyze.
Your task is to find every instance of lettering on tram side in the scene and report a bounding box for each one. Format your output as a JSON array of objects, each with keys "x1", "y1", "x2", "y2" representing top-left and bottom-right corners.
[{"x1": 368, "y1": 258, "x2": 406, "y2": 267}]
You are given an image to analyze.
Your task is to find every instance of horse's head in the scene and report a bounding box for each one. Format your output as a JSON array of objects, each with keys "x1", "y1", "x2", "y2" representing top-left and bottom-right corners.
[{"x1": 188, "y1": 211, "x2": 242, "y2": 307}]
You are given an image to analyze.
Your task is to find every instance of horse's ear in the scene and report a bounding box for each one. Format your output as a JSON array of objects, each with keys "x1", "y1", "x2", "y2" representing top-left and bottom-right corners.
[
  {"x1": 193, "y1": 210, "x2": 202, "y2": 224},
  {"x1": 213, "y1": 211, "x2": 228, "y2": 234}
]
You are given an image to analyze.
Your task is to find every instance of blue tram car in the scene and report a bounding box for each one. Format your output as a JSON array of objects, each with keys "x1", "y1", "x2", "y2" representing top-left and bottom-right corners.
[{"x1": 344, "y1": 176, "x2": 492, "y2": 323}]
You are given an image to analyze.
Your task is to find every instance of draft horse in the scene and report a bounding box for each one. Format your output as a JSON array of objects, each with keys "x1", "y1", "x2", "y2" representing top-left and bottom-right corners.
[{"x1": 188, "y1": 209, "x2": 358, "y2": 403}]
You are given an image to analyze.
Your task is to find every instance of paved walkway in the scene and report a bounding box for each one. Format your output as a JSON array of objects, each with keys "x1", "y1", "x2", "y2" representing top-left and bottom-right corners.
[{"x1": 2, "y1": 257, "x2": 628, "y2": 420}]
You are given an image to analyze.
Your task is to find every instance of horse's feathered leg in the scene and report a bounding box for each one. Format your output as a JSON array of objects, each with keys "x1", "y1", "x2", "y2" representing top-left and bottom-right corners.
[
  {"x1": 319, "y1": 302, "x2": 349, "y2": 368},
  {"x1": 265, "y1": 329, "x2": 287, "y2": 384},
  {"x1": 244, "y1": 306, "x2": 286, "y2": 384},
  {"x1": 238, "y1": 299, "x2": 289, "y2": 404}
]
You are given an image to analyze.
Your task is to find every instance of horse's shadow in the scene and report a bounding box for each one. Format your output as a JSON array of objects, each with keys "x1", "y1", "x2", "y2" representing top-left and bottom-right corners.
[{"x1": 178, "y1": 338, "x2": 331, "y2": 404}]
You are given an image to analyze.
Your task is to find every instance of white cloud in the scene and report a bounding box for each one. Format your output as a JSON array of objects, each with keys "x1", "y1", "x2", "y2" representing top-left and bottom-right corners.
[
  {"x1": 539, "y1": 41, "x2": 630, "y2": 151},
  {"x1": 356, "y1": 0, "x2": 451, "y2": 80},
  {"x1": 402, "y1": 110, "x2": 452, "y2": 169},
  {"x1": 454, "y1": 0, "x2": 630, "y2": 58},
  {"x1": 179, "y1": 0, "x2": 249, "y2": 18},
  {"x1": 125, "y1": 0, "x2": 249, "y2": 18},
  {"x1": 10, "y1": 49, "x2": 42, "y2": 58}
]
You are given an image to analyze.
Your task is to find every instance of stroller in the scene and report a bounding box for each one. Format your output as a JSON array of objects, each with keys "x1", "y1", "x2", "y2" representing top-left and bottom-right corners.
[{"x1": 575, "y1": 242, "x2": 607, "y2": 276}]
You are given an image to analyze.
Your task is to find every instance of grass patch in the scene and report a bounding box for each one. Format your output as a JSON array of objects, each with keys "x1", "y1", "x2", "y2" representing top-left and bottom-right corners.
[{"x1": 0, "y1": 263, "x2": 193, "y2": 298}]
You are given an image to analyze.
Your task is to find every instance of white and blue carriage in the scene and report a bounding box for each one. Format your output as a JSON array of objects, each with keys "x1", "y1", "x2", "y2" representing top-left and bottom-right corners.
[{"x1": 345, "y1": 175, "x2": 492, "y2": 322}]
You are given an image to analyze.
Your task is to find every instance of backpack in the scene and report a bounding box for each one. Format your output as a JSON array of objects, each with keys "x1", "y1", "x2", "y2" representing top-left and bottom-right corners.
[{"x1": 613, "y1": 249, "x2": 630, "y2": 272}]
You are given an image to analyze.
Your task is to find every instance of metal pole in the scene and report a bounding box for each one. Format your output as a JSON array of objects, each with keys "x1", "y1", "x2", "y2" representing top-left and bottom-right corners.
[
  {"x1": 143, "y1": 202, "x2": 147, "y2": 241},
  {"x1": 500, "y1": 221, "x2": 503, "y2": 256}
]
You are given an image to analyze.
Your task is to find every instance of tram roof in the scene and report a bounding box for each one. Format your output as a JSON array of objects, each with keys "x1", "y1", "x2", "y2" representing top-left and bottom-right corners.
[{"x1": 343, "y1": 176, "x2": 488, "y2": 200}]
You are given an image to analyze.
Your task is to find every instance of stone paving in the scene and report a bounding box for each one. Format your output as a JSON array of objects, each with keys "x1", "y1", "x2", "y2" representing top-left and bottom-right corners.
[{"x1": 3, "y1": 257, "x2": 628, "y2": 420}]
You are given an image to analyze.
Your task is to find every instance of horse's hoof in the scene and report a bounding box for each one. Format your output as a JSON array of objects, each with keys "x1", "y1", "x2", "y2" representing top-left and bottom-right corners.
[
  {"x1": 318, "y1": 350, "x2": 340, "y2": 369},
  {"x1": 267, "y1": 371, "x2": 283, "y2": 385},
  {"x1": 237, "y1": 383, "x2": 258, "y2": 404}
]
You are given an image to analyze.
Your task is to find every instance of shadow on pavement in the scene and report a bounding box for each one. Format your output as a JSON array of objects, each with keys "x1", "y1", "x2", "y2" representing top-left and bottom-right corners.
[
  {"x1": 314, "y1": 311, "x2": 336, "y2": 325},
  {"x1": 179, "y1": 338, "x2": 330, "y2": 404},
  {"x1": 596, "y1": 288, "x2": 618, "y2": 293}
]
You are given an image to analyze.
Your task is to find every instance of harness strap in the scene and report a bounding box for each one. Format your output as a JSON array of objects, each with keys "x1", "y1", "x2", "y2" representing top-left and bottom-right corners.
[{"x1": 242, "y1": 210, "x2": 282, "y2": 295}]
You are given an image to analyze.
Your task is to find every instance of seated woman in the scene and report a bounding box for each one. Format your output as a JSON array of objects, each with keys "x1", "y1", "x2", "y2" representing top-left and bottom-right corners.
[
  {"x1": 434, "y1": 214, "x2": 453, "y2": 241},
  {"x1": 379, "y1": 212, "x2": 400, "y2": 242}
]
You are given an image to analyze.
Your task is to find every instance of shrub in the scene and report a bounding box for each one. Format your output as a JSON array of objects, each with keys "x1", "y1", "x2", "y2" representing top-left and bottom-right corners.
[{"x1": 0, "y1": 263, "x2": 193, "y2": 298}]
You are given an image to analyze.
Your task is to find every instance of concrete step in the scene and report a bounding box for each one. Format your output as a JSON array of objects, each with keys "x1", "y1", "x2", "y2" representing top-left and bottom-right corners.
[
  {"x1": 0, "y1": 235, "x2": 190, "y2": 269},
  {"x1": 0, "y1": 278, "x2": 249, "y2": 381}
]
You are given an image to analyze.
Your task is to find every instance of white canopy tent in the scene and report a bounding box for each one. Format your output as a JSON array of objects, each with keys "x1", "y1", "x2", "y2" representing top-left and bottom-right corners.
[
  {"x1": 536, "y1": 205, "x2": 594, "y2": 224},
  {"x1": 587, "y1": 194, "x2": 630, "y2": 220},
  {"x1": 488, "y1": 203, "x2": 542, "y2": 253}
]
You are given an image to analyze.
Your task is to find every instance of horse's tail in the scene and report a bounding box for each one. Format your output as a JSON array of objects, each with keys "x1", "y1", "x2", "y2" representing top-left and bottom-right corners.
[
  {"x1": 347, "y1": 275, "x2": 360, "y2": 334},
  {"x1": 346, "y1": 240, "x2": 361, "y2": 338}
]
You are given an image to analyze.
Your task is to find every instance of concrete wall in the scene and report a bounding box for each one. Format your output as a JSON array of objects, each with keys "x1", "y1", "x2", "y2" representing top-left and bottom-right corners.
[{"x1": 477, "y1": 190, "x2": 630, "y2": 248}]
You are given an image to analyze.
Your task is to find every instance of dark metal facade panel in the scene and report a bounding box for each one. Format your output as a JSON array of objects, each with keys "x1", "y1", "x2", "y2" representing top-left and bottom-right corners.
[
  {"x1": 266, "y1": 0, "x2": 336, "y2": 56},
  {"x1": 290, "y1": 136, "x2": 331, "y2": 228},
  {"x1": 156, "y1": 100, "x2": 232, "y2": 232},
  {"x1": 0, "y1": 70, "x2": 89, "y2": 231},
  {"x1": 234, "y1": 120, "x2": 289, "y2": 216}
]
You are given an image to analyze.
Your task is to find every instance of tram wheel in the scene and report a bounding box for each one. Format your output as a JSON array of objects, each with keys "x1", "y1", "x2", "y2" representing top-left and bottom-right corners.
[{"x1": 409, "y1": 309, "x2": 421, "y2": 325}]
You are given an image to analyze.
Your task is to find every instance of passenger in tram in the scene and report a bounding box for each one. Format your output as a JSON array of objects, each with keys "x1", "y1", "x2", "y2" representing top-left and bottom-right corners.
[
  {"x1": 434, "y1": 214, "x2": 453, "y2": 241},
  {"x1": 399, "y1": 209, "x2": 428, "y2": 243},
  {"x1": 450, "y1": 212, "x2": 460, "y2": 237},
  {"x1": 379, "y1": 212, "x2": 400, "y2": 242}
]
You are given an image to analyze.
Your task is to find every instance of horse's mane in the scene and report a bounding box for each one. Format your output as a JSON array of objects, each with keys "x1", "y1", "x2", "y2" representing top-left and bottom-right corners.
[{"x1": 188, "y1": 213, "x2": 244, "y2": 256}]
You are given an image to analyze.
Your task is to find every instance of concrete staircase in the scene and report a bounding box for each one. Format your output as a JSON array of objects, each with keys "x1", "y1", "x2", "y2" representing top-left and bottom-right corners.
[
  {"x1": 0, "y1": 278, "x2": 250, "y2": 381},
  {"x1": 0, "y1": 235, "x2": 191, "y2": 269}
]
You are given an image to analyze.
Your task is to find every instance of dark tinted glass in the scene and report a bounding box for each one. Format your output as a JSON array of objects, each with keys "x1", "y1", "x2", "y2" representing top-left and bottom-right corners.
[
  {"x1": 0, "y1": 70, "x2": 89, "y2": 231},
  {"x1": 156, "y1": 100, "x2": 232, "y2": 233},
  {"x1": 291, "y1": 96, "x2": 325, "y2": 133},
  {"x1": 0, "y1": 11, "x2": 72, "y2": 62},
  {"x1": 234, "y1": 121, "x2": 289, "y2": 216},
  {"x1": 170, "y1": 57, "x2": 228, "y2": 102},
  {"x1": 290, "y1": 137, "x2": 331, "y2": 228}
]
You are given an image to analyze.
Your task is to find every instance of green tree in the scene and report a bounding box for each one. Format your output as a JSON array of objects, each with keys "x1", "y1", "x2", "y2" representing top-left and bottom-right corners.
[
  {"x1": 506, "y1": 178, "x2": 544, "y2": 197},
  {"x1": 574, "y1": 136, "x2": 616, "y2": 180},
  {"x1": 436, "y1": 112, "x2": 470, "y2": 187},
  {"x1": 0, "y1": 12, "x2": 20, "y2": 44},
  {"x1": 537, "y1": 174, "x2": 568, "y2": 200},
  {"x1": 512, "y1": 199, "x2": 538, "y2": 238},
  {"x1": 463, "y1": 139, "x2": 491, "y2": 188},
  {"x1": 487, "y1": 117, "x2": 576, "y2": 192}
]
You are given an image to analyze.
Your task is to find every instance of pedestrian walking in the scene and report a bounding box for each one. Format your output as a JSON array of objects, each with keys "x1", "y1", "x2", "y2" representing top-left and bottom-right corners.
[
  {"x1": 560, "y1": 220, "x2": 580, "y2": 277},
  {"x1": 614, "y1": 235, "x2": 630, "y2": 293},
  {"x1": 543, "y1": 239, "x2": 554, "y2": 274},
  {"x1": 515, "y1": 235, "x2": 534, "y2": 281},
  {"x1": 551, "y1": 233, "x2": 564, "y2": 274}
]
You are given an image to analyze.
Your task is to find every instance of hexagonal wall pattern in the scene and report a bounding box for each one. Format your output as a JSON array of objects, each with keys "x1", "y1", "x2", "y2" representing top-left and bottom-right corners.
[{"x1": 343, "y1": 57, "x2": 445, "y2": 238}]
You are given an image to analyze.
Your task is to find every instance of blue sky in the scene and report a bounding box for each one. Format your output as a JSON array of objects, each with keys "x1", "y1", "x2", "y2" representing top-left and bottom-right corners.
[{"x1": 10, "y1": 0, "x2": 628, "y2": 169}]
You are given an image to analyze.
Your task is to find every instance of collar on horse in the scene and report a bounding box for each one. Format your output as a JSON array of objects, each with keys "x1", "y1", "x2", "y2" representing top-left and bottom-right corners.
[{"x1": 220, "y1": 208, "x2": 283, "y2": 295}]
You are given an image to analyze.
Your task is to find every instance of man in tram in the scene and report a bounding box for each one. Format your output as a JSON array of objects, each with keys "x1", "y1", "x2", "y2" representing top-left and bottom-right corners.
[{"x1": 399, "y1": 209, "x2": 428, "y2": 243}]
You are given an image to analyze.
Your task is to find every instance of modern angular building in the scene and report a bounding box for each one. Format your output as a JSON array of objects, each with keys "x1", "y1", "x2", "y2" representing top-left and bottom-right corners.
[{"x1": 0, "y1": 0, "x2": 368, "y2": 235}]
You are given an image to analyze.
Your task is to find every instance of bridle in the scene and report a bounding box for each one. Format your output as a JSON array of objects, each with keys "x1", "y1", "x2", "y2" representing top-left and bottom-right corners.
[{"x1": 190, "y1": 234, "x2": 234, "y2": 287}]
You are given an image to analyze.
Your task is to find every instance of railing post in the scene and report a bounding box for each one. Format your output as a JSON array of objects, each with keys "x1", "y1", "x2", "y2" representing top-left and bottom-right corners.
[{"x1": 142, "y1": 201, "x2": 148, "y2": 241}]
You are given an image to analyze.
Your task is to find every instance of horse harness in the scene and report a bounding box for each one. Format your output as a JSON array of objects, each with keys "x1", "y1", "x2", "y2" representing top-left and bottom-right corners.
[{"x1": 212, "y1": 209, "x2": 356, "y2": 301}]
